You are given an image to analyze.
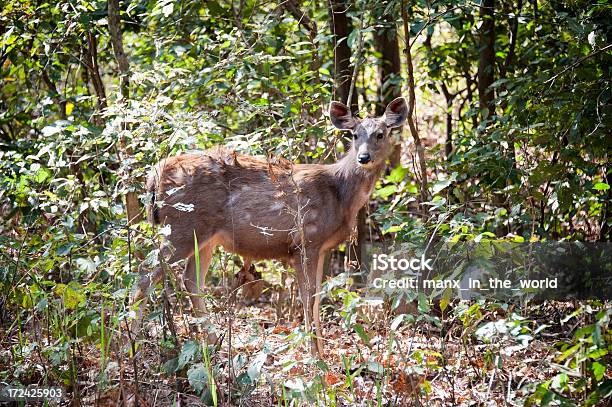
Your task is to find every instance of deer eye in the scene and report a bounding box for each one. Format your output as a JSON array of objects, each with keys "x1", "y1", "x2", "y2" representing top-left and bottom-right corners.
[{"x1": 376, "y1": 132, "x2": 384, "y2": 139}]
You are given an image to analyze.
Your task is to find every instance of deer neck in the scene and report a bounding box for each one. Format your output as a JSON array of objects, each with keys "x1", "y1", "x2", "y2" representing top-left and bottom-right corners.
[{"x1": 333, "y1": 149, "x2": 384, "y2": 220}]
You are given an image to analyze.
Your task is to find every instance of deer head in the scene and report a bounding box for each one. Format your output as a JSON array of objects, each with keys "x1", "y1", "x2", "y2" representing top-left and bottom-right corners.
[{"x1": 329, "y1": 97, "x2": 409, "y2": 168}]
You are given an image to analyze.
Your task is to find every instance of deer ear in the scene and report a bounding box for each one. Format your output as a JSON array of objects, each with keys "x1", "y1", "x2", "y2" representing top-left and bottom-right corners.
[
  {"x1": 384, "y1": 97, "x2": 408, "y2": 128},
  {"x1": 329, "y1": 101, "x2": 357, "y2": 131}
]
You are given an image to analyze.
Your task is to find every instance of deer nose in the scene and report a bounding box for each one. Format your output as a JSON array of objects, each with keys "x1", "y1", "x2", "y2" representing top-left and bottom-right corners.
[{"x1": 357, "y1": 153, "x2": 371, "y2": 164}]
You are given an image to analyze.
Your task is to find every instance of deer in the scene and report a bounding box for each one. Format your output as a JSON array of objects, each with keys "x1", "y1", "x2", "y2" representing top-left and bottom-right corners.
[{"x1": 131, "y1": 97, "x2": 408, "y2": 356}]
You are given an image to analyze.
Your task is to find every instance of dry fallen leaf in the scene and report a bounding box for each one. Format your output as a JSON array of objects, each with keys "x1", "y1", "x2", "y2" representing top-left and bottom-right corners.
[
  {"x1": 391, "y1": 371, "x2": 424, "y2": 396},
  {"x1": 272, "y1": 325, "x2": 291, "y2": 335},
  {"x1": 324, "y1": 372, "x2": 343, "y2": 386}
]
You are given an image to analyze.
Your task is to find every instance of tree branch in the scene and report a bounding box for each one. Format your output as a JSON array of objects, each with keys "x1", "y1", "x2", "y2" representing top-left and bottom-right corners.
[{"x1": 544, "y1": 43, "x2": 612, "y2": 85}]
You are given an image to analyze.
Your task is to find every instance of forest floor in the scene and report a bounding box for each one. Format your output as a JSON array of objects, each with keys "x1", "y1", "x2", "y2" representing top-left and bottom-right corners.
[{"x1": 72, "y1": 288, "x2": 576, "y2": 407}]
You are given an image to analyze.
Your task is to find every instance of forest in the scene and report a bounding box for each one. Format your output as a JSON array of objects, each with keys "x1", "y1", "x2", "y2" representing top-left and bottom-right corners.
[{"x1": 0, "y1": 0, "x2": 611, "y2": 405}]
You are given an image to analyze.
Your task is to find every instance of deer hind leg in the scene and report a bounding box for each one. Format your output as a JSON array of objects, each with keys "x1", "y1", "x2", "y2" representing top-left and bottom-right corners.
[
  {"x1": 276, "y1": 267, "x2": 287, "y2": 322},
  {"x1": 293, "y1": 248, "x2": 324, "y2": 357},
  {"x1": 183, "y1": 242, "x2": 214, "y2": 316},
  {"x1": 311, "y1": 252, "x2": 326, "y2": 356}
]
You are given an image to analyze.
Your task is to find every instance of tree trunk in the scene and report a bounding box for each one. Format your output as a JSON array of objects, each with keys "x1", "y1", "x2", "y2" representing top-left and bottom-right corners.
[
  {"x1": 424, "y1": 32, "x2": 455, "y2": 160},
  {"x1": 401, "y1": 1, "x2": 428, "y2": 213},
  {"x1": 329, "y1": 0, "x2": 358, "y2": 113},
  {"x1": 599, "y1": 166, "x2": 611, "y2": 241},
  {"x1": 478, "y1": 0, "x2": 496, "y2": 120},
  {"x1": 108, "y1": 0, "x2": 129, "y2": 101},
  {"x1": 500, "y1": 0, "x2": 523, "y2": 79},
  {"x1": 444, "y1": 90, "x2": 453, "y2": 159},
  {"x1": 373, "y1": 12, "x2": 402, "y2": 168},
  {"x1": 108, "y1": 0, "x2": 141, "y2": 225},
  {"x1": 84, "y1": 32, "x2": 107, "y2": 121}
]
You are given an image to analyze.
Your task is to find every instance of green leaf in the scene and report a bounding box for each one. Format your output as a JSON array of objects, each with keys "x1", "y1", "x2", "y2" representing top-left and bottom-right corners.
[
  {"x1": 365, "y1": 360, "x2": 384, "y2": 374},
  {"x1": 593, "y1": 183, "x2": 610, "y2": 191},
  {"x1": 56, "y1": 243, "x2": 74, "y2": 256},
  {"x1": 207, "y1": 0, "x2": 224, "y2": 16},
  {"x1": 596, "y1": 379, "x2": 612, "y2": 398},
  {"x1": 375, "y1": 185, "x2": 396, "y2": 199},
  {"x1": 386, "y1": 166, "x2": 408, "y2": 183},
  {"x1": 347, "y1": 30, "x2": 359, "y2": 48},
  {"x1": 163, "y1": 357, "x2": 179, "y2": 375},
  {"x1": 587, "y1": 348, "x2": 607, "y2": 359},
  {"x1": 440, "y1": 287, "x2": 452, "y2": 313},
  {"x1": 383, "y1": 224, "x2": 403, "y2": 234},
  {"x1": 541, "y1": 389, "x2": 555, "y2": 406},
  {"x1": 194, "y1": 231, "x2": 200, "y2": 290},
  {"x1": 432, "y1": 178, "x2": 452, "y2": 194},
  {"x1": 162, "y1": 2, "x2": 174, "y2": 17},
  {"x1": 177, "y1": 340, "x2": 200, "y2": 370},
  {"x1": 315, "y1": 360, "x2": 329, "y2": 371},
  {"x1": 353, "y1": 324, "x2": 370, "y2": 346},
  {"x1": 35, "y1": 167, "x2": 52, "y2": 183},
  {"x1": 417, "y1": 293, "x2": 430, "y2": 313},
  {"x1": 390, "y1": 314, "x2": 405, "y2": 330},
  {"x1": 557, "y1": 343, "x2": 580, "y2": 362},
  {"x1": 41, "y1": 125, "x2": 61, "y2": 137},
  {"x1": 187, "y1": 363, "x2": 209, "y2": 393},
  {"x1": 247, "y1": 352, "x2": 267, "y2": 382},
  {"x1": 406, "y1": 183, "x2": 418, "y2": 194},
  {"x1": 54, "y1": 282, "x2": 85, "y2": 310},
  {"x1": 592, "y1": 362, "x2": 605, "y2": 381}
]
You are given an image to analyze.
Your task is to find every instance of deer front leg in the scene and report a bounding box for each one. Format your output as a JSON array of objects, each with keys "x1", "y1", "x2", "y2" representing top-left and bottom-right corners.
[
  {"x1": 130, "y1": 264, "x2": 164, "y2": 333},
  {"x1": 293, "y1": 248, "x2": 324, "y2": 357},
  {"x1": 130, "y1": 243, "x2": 175, "y2": 333}
]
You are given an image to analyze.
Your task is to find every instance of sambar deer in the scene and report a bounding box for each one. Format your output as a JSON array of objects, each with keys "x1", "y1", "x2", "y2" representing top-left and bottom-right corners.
[{"x1": 132, "y1": 97, "x2": 408, "y2": 356}]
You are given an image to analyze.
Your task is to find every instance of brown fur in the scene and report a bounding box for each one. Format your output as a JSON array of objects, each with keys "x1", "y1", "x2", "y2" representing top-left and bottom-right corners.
[{"x1": 132, "y1": 97, "x2": 409, "y2": 356}]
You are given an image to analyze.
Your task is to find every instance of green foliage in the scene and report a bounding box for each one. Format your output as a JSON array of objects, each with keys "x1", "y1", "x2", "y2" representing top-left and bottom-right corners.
[{"x1": 1, "y1": 0, "x2": 610, "y2": 404}]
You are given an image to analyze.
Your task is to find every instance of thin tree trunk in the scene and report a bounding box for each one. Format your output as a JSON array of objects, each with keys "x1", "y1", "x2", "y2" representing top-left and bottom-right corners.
[
  {"x1": 108, "y1": 0, "x2": 141, "y2": 225},
  {"x1": 108, "y1": 0, "x2": 129, "y2": 101},
  {"x1": 500, "y1": 0, "x2": 523, "y2": 173},
  {"x1": 599, "y1": 166, "x2": 611, "y2": 241},
  {"x1": 401, "y1": 0, "x2": 428, "y2": 212},
  {"x1": 461, "y1": 55, "x2": 478, "y2": 129},
  {"x1": 329, "y1": 0, "x2": 358, "y2": 113},
  {"x1": 374, "y1": 12, "x2": 402, "y2": 168},
  {"x1": 424, "y1": 32, "x2": 455, "y2": 160},
  {"x1": 85, "y1": 32, "x2": 107, "y2": 121},
  {"x1": 478, "y1": 0, "x2": 496, "y2": 120},
  {"x1": 500, "y1": 0, "x2": 523, "y2": 79},
  {"x1": 442, "y1": 85, "x2": 454, "y2": 159}
]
